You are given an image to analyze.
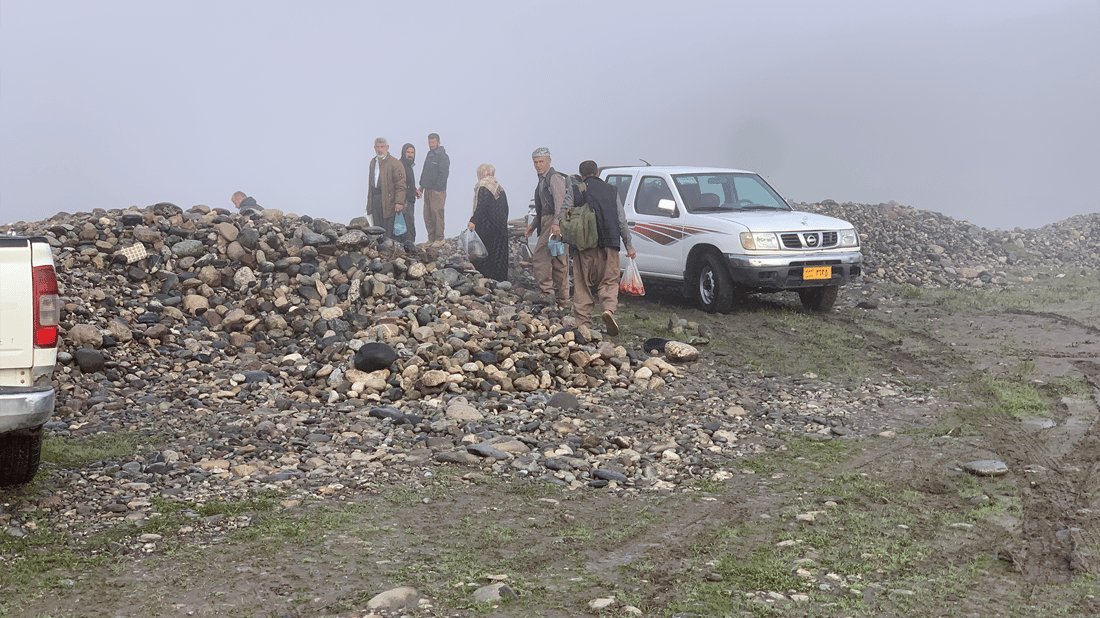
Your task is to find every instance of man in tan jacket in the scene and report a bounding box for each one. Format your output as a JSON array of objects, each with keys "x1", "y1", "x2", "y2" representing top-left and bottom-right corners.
[{"x1": 366, "y1": 137, "x2": 407, "y2": 238}]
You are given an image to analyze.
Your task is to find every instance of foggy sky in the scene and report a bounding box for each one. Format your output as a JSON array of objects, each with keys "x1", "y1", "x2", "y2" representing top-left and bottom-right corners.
[{"x1": 2, "y1": 0, "x2": 1098, "y2": 234}]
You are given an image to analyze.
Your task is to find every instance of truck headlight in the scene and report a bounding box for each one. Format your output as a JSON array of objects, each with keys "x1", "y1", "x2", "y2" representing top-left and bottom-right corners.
[
  {"x1": 740, "y1": 231, "x2": 779, "y2": 250},
  {"x1": 838, "y1": 228, "x2": 858, "y2": 247}
]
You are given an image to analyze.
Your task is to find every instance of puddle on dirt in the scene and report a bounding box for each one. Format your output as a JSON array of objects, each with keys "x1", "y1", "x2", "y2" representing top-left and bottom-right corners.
[{"x1": 1021, "y1": 417, "x2": 1058, "y2": 430}]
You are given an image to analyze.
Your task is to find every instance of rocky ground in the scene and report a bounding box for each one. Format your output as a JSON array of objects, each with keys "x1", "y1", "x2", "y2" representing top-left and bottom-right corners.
[{"x1": 1, "y1": 200, "x2": 1098, "y2": 617}]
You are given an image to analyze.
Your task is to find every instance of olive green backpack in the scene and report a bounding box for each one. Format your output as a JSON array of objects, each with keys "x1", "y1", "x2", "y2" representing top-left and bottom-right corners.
[{"x1": 560, "y1": 181, "x2": 598, "y2": 250}]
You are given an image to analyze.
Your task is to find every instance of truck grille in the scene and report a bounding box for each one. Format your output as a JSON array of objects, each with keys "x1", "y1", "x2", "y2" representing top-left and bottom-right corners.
[{"x1": 780, "y1": 231, "x2": 838, "y2": 249}]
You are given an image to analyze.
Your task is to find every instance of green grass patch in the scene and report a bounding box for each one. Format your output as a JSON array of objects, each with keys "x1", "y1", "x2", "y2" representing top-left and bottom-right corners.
[
  {"x1": 502, "y1": 479, "x2": 565, "y2": 499},
  {"x1": 41, "y1": 432, "x2": 143, "y2": 468},
  {"x1": 557, "y1": 525, "x2": 593, "y2": 541},
  {"x1": 596, "y1": 503, "x2": 658, "y2": 545},
  {"x1": 0, "y1": 523, "x2": 115, "y2": 592},
  {"x1": 815, "y1": 471, "x2": 890, "y2": 503},
  {"x1": 1039, "y1": 376, "x2": 1092, "y2": 399},
  {"x1": 788, "y1": 437, "x2": 850, "y2": 464},
  {"x1": 716, "y1": 543, "x2": 805, "y2": 591},
  {"x1": 978, "y1": 374, "x2": 1047, "y2": 415},
  {"x1": 194, "y1": 490, "x2": 280, "y2": 517},
  {"x1": 240, "y1": 502, "x2": 375, "y2": 543},
  {"x1": 382, "y1": 486, "x2": 425, "y2": 505}
]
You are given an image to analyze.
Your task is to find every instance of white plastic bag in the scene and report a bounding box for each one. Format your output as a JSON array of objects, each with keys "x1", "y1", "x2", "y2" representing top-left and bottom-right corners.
[
  {"x1": 460, "y1": 228, "x2": 488, "y2": 260},
  {"x1": 620, "y1": 257, "x2": 645, "y2": 296}
]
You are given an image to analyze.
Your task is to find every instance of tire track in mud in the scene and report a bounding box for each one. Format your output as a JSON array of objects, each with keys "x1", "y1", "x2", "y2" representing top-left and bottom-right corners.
[
  {"x1": 1006, "y1": 308, "x2": 1100, "y2": 337},
  {"x1": 892, "y1": 303, "x2": 1100, "y2": 583},
  {"x1": 979, "y1": 374, "x2": 1100, "y2": 582}
]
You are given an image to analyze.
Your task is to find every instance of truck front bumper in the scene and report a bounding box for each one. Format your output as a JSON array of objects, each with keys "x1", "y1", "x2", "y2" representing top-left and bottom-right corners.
[
  {"x1": 0, "y1": 387, "x2": 55, "y2": 433},
  {"x1": 726, "y1": 251, "x2": 863, "y2": 290}
]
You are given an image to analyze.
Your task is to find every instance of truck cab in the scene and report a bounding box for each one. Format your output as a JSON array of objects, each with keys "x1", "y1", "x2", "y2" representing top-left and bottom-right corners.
[{"x1": 602, "y1": 166, "x2": 862, "y2": 312}]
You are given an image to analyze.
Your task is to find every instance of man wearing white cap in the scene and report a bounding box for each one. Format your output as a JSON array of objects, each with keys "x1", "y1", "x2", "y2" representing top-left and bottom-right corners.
[{"x1": 525, "y1": 147, "x2": 573, "y2": 307}]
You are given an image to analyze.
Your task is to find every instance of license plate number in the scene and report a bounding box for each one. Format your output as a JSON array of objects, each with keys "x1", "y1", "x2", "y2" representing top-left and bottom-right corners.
[{"x1": 803, "y1": 266, "x2": 832, "y2": 280}]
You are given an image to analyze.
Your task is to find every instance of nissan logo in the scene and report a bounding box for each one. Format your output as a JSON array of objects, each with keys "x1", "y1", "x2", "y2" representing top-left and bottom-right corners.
[{"x1": 805, "y1": 234, "x2": 818, "y2": 247}]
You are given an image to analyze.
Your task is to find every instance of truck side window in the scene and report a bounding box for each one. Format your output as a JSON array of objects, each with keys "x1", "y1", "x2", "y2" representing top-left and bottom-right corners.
[
  {"x1": 606, "y1": 175, "x2": 632, "y2": 204},
  {"x1": 636, "y1": 176, "x2": 675, "y2": 216}
]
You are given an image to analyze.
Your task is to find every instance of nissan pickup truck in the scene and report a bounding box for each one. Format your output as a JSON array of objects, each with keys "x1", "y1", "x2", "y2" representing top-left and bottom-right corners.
[
  {"x1": 0, "y1": 234, "x2": 60, "y2": 485},
  {"x1": 601, "y1": 166, "x2": 862, "y2": 312}
]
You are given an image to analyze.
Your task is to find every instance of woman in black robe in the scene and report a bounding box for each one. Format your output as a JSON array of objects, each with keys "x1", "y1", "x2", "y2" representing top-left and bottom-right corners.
[{"x1": 468, "y1": 163, "x2": 510, "y2": 281}]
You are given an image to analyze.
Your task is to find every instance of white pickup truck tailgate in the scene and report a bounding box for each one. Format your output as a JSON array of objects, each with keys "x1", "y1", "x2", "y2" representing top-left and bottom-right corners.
[{"x1": 0, "y1": 241, "x2": 34, "y2": 371}]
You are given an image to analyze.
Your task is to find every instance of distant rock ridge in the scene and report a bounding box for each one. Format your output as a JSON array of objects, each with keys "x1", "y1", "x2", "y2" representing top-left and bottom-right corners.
[{"x1": 800, "y1": 200, "x2": 1099, "y2": 287}]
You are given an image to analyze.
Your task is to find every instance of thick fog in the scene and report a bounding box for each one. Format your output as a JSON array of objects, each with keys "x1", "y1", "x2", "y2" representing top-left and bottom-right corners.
[{"x1": 2, "y1": 0, "x2": 1097, "y2": 233}]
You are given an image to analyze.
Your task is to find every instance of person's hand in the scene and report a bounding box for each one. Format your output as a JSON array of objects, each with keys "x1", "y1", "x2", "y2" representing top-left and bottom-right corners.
[
  {"x1": 550, "y1": 223, "x2": 561, "y2": 237},
  {"x1": 627, "y1": 248, "x2": 637, "y2": 259},
  {"x1": 395, "y1": 203, "x2": 404, "y2": 212},
  {"x1": 416, "y1": 188, "x2": 423, "y2": 199},
  {"x1": 524, "y1": 224, "x2": 534, "y2": 238},
  {"x1": 467, "y1": 222, "x2": 475, "y2": 231}
]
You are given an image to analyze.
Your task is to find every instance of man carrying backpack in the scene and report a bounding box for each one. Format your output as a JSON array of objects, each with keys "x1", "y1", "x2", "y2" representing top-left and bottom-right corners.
[{"x1": 572, "y1": 160, "x2": 635, "y2": 335}]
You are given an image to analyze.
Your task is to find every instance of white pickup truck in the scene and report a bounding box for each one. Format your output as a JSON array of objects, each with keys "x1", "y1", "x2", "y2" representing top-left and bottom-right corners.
[
  {"x1": 601, "y1": 166, "x2": 862, "y2": 312},
  {"x1": 0, "y1": 234, "x2": 60, "y2": 486}
]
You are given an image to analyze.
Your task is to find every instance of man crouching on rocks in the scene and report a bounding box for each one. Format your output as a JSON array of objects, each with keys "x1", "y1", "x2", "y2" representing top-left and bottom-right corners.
[
  {"x1": 232, "y1": 191, "x2": 264, "y2": 217},
  {"x1": 573, "y1": 160, "x2": 634, "y2": 335}
]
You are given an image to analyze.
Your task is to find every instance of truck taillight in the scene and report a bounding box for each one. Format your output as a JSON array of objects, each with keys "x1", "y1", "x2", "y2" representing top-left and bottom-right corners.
[{"x1": 32, "y1": 264, "x2": 59, "y2": 348}]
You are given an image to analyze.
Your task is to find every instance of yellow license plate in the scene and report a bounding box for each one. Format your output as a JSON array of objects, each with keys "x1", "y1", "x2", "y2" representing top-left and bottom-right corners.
[{"x1": 803, "y1": 266, "x2": 832, "y2": 280}]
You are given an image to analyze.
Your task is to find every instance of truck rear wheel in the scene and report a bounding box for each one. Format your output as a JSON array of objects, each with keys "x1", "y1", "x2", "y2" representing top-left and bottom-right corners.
[
  {"x1": 0, "y1": 426, "x2": 43, "y2": 486},
  {"x1": 799, "y1": 285, "x2": 839, "y2": 312},
  {"x1": 696, "y1": 253, "x2": 733, "y2": 313}
]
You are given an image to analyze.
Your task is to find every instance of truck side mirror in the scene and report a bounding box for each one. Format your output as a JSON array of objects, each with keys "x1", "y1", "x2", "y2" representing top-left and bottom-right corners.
[{"x1": 657, "y1": 198, "x2": 677, "y2": 216}]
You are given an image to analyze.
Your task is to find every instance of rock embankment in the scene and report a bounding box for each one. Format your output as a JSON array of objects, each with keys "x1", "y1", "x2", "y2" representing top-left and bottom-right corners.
[{"x1": 0, "y1": 200, "x2": 1090, "y2": 544}]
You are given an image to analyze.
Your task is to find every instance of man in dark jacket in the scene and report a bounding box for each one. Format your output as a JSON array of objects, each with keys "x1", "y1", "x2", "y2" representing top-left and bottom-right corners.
[
  {"x1": 417, "y1": 133, "x2": 449, "y2": 246},
  {"x1": 572, "y1": 160, "x2": 635, "y2": 335},
  {"x1": 231, "y1": 191, "x2": 263, "y2": 218},
  {"x1": 399, "y1": 143, "x2": 417, "y2": 244}
]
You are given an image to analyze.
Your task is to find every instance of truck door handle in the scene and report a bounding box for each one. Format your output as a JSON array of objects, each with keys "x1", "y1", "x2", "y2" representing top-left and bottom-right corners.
[{"x1": 627, "y1": 221, "x2": 636, "y2": 227}]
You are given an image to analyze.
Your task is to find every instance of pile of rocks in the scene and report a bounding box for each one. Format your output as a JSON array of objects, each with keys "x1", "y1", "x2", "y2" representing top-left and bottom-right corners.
[
  {"x1": 802, "y1": 200, "x2": 1100, "y2": 288},
  {"x1": 39, "y1": 203, "x2": 681, "y2": 405}
]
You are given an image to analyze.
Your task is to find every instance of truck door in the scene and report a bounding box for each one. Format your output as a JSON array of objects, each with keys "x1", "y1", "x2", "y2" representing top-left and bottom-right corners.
[{"x1": 620, "y1": 174, "x2": 684, "y2": 278}]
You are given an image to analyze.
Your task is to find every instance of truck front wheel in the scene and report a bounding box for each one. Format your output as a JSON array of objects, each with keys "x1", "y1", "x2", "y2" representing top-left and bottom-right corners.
[
  {"x1": 799, "y1": 286, "x2": 839, "y2": 312},
  {"x1": 0, "y1": 426, "x2": 43, "y2": 486},
  {"x1": 696, "y1": 253, "x2": 734, "y2": 313}
]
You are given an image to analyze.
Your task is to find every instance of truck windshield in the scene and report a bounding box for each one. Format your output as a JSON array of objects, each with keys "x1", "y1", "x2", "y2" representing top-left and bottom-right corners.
[{"x1": 672, "y1": 173, "x2": 791, "y2": 213}]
